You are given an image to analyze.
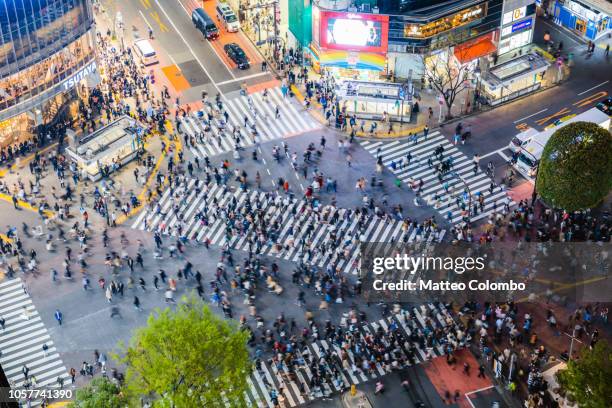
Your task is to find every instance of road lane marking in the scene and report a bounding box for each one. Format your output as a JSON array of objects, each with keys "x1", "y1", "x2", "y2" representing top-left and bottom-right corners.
[
  {"x1": 154, "y1": 0, "x2": 224, "y2": 95},
  {"x1": 149, "y1": 11, "x2": 170, "y2": 33},
  {"x1": 513, "y1": 108, "x2": 548, "y2": 123},
  {"x1": 140, "y1": 0, "x2": 152, "y2": 9},
  {"x1": 138, "y1": 10, "x2": 153, "y2": 30},
  {"x1": 479, "y1": 148, "x2": 507, "y2": 160},
  {"x1": 577, "y1": 80, "x2": 609, "y2": 96},
  {"x1": 515, "y1": 123, "x2": 530, "y2": 131},
  {"x1": 216, "y1": 72, "x2": 270, "y2": 86},
  {"x1": 174, "y1": 0, "x2": 235, "y2": 80},
  {"x1": 534, "y1": 107, "x2": 571, "y2": 126},
  {"x1": 573, "y1": 90, "x2": 608, "y2": 108}
]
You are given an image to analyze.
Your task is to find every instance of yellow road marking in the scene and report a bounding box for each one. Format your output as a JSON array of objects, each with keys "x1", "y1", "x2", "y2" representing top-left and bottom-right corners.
[
  {"x1": 150, "y1": 11, "x2": 169, "y2": 33},
  {"x1": 140, "y1": 0, "x2": 152, "y2": 9},
  {"x1": 573, "y1": 90, "x2": 608, "y2": 108},
  {"x1": 0, "y1": 143, "x2": 58, "y2": 177},
  {"x1": 534, "y1": 107, "x2": 571, "y2": 126},
  {"x1": 515, "y1": 122, "x2": 530, "y2": 131},
  {"x1": 516, "y1": 276, "x2": 607, "y2": 303},
  {"x1": 116, "y1": 125, "x2": 182, "y2": 225},
  {"x1": 0, "y1": 193, "x2": 54, "y2": 218}
]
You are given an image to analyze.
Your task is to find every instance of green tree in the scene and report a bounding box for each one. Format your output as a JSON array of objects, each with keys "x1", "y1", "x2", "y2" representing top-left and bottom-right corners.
[
  {"x1": 69, "y1": 377, "x2": 127, "y2": 408},
  {"x1": 114, "y1": 295, "x2": 251, "y2": 407},
  {"x1": 536, "y1": 121, "x2": 612, "y2": 210},
  {"x1": 557, "y1": 341, "x2": 612, "y2": 408}
]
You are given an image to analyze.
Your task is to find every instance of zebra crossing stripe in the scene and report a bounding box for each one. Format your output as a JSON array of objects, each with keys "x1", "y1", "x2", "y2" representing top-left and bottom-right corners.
[
  {"x1": 360, "y1": 132, "x2": 514, "y2": 224},
  {"x1": 181, "y1": 88, "x2": 321, "y2": 159},
  {"x1": 133, "y1": 179, "x2": 445, "y2": 274},
  {"x1": 0, "y1": 279, "x2": 70, "y2": 398},
  {"x1": 240, "y1": 304, "x2": 465, "y2": 406}
]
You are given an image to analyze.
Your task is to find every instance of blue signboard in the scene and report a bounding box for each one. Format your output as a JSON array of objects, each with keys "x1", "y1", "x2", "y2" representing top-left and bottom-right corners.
[{"x1": 511, "y1": 19, "x2": 532, "y2": 33}]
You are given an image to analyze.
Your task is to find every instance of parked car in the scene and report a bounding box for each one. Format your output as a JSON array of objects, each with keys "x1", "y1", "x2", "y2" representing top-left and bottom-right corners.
[
  {"x1": 595, "y1": 96, "x2": 611, "y2": 116},
  {"x1": 224, "y1": 43, "x2": 249, "y2": 69}
]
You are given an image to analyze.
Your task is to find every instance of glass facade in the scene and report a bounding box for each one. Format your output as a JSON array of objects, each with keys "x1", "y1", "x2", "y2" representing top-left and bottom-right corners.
[
  {"x1": 0, "y1": 0, "x2": 93, "y2": 75},
  {"x1": 386, "y1": 0, "x2": 503, "y2": 54},
  {"x1": 0, "y1": 0, "x2": 95, "y2": 145}
]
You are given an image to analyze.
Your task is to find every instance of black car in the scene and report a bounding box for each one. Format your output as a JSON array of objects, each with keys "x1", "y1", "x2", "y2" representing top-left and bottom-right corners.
[
  {"x1": 595, "y1": 96, "x2": 611, "y2": 116},
  {"x1": 224, "y1": 43, "x2": 249, "y2": 69}
]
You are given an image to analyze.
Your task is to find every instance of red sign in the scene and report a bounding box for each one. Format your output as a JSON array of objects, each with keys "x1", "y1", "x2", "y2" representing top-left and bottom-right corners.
[{"x1": 319, "y1": 11, "x2": 389, "y2": 53}]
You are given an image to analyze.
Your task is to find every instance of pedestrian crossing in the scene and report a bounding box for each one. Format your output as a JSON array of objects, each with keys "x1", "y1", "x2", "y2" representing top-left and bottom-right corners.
[
  {"x1": 241, "y1": 303, "x2": 464, "y2": 407},
  {"x1": 132, "y1": 179, "x2": 445, "y2": 275},
  {"x1": 0, "y1": 278, "x2": 70, "y2": 398},
  {"x1": 360, "y1": 131, "x2": 513, "y2": 224},
  {"x1": 181, "y1": 88, "x2": 322, "y2": 158}
]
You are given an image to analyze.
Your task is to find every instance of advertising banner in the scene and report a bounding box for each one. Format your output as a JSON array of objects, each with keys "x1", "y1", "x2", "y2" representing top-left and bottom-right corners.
[{"x1": 319, "y1": 11, "x2": 389, "y2": 53}]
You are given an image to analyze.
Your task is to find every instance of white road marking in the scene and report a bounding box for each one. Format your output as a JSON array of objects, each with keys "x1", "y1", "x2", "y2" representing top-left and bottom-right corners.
[
  {"x1": 479, "y1": 148, "x2": 508, "y2": 160},
  {"x1": 578, "y1": 80, "x2": 610, "y2": 96},
  {"x1": 513, "y1": 108, "x2": 548, "y2": 123},
  {"x1": 155, "y1": 0, "x2": 233, "y2": 90},
  {"x1": 217, "y1": 72, "x2": 271, "y2": 86}
]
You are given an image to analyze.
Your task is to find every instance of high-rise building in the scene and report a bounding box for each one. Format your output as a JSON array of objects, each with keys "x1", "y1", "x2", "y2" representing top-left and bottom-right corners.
[{"x1": 0, "y1": 0, "x2": 98, "y2": 147}]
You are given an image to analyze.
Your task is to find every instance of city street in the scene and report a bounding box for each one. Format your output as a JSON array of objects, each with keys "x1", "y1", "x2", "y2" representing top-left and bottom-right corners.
[{"x1": 0, "y1": 0, "x2": 610, "y2": 407}]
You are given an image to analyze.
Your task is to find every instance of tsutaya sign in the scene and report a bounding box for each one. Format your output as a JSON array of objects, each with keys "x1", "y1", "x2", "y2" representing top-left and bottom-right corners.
[{"x1": 62, "y1": 60, "x2": 98, "y2": 91}]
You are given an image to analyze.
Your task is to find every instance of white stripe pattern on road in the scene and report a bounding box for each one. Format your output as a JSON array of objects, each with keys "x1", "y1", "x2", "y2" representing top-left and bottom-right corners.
[
  {"x1": 180, "y1": 88, "x2": 322, "y2": 158},
  {"x1": 360, "y1": 131, "x2": 514, "y2": 224},
  {"x1": 0, "y1": 279, "x2": 71, "y2": 405},
  {"x1": 131, "y1": 179, "x2": 445, "y2": 275},
  {"x1": 239, "y1": 303, "x2": 465, "y2": 407}
]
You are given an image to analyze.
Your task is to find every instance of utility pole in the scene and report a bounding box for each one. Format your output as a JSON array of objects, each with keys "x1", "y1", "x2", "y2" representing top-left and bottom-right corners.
[{"x1": 273, "y1": 0, "x2": 279, "y2": 62}]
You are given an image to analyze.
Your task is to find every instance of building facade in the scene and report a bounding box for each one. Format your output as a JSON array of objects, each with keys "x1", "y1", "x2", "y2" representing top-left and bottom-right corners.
[
  {"x1": 551, "y1": 0, "x2": 611, "y2": 40},
  {"x1": 0, "y1": 0, "x2": 98, "y2": 147},
  {"x1": 289, "y1": 0, "x2": 505, "y2": 80}
]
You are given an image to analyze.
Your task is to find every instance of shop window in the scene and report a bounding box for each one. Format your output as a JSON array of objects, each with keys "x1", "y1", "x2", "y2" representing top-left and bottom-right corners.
[{"x1": 575, "y1": 19, "x2": 587, "y2": 33}]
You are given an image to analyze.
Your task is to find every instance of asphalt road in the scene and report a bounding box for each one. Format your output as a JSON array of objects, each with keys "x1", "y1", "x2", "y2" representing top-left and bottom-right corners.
[
  {"x1": 101, "y1": 0, "x2": 276, "y2": 102},
  {"x1": 440, "y1": 15, "x2": 612, "y2": 192}
]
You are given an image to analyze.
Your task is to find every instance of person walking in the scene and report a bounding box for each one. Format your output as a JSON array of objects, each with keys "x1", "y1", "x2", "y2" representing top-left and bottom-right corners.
[
  {"x1": 133, "y1": 296, "x2": 141, "y2": 311},
  {"x1": 54, "y1": 309, "x2": 63, "y2": 326}
]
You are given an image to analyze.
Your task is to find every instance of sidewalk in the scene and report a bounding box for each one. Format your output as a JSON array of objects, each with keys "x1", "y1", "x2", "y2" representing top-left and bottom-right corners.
[{"x1": 289, "y1": 81, "x2": 470, "y2": 140}]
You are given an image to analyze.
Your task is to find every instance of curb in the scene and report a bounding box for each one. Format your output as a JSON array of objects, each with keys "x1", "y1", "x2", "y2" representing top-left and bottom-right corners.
[{"x1": 289, "y1": 84, "x2": 430, "y2": 140}]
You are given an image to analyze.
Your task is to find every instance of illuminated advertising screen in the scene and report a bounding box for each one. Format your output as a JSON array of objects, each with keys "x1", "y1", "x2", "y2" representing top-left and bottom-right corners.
[{"x1": 319, "y1": 11, "x2": 389, "y2": 53}]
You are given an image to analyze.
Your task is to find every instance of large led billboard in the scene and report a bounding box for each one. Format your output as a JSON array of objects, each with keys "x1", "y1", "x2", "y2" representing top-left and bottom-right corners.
[{"x1": 319, "y1": 11, "x2": 389, "y2": 53}]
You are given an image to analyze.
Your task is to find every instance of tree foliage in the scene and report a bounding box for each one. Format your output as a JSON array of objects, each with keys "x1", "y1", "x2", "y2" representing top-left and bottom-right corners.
[
  {"x1": 114, "y1": 295, "x2": 251, "y2": 407},
  {"x1": 536, "y1": 121, "x2": 612, "y2": 210},
  {"x1": 420, "y1": 47, "x2": 473, "y2": 119},
  {"x1": 69, "y1": 377, "x2": 127, "y2": 408},
  {"x1": 557, "y1": 340, "x2": 612, "y2": 408}
]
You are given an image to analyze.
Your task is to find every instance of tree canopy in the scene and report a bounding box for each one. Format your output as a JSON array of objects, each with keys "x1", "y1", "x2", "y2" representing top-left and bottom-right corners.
[
  {"x1": 536, "y1": 121, "x2": 612, "y2": 210},
  {"x1": 69, "y1": 377, "x2": 127, "y2": 408},
  {"x1": 557, "y1": 340, "x2": 612, "y2": 408},
  {"x1": 114, "y1": 295, "x2": 251, "y2": 407}
]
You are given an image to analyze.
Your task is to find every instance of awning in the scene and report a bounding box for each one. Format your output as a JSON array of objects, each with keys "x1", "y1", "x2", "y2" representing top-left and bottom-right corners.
[{"x1": 454, "y1": 38, "x2": 496, "y2": 64}]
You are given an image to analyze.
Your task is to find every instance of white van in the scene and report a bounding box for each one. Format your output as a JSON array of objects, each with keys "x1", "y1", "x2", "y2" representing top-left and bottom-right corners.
[
  {"x1": 514, "y1": 107, "x2": 611, "y2": 180},
  {"x1": 508, "y1": 127, "x2": 539, "y2": 153},
  {"x1": 134, "y1": 39, "x2": 158, "y2": 65},
  {"x1": 216, "y1": 3, "x2": 240, "y2": 32}
]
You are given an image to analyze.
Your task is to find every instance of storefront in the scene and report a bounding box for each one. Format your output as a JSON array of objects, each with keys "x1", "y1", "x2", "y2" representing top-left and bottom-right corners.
[
  {"x1": 337, "y1": 80, "x2": 412, "y2": 121},
  {"x1": 554, "y1": 0, "x2": 611, "y2": 40},
  {"x1": 498, "y1": 1, "x2": 537, "y2": 55},
  {"x1": 66, "y1": 116, "x2": 144, "y2": 181},
  {"x1": 310, "y1": 7, "x2": 390, "y2": 80},
  {"x1": 453, "y1": 32, "x2": 497, "y2": 65},
  {"x1": 479, "y1": 52, "x2": 550, "y2": 105}
]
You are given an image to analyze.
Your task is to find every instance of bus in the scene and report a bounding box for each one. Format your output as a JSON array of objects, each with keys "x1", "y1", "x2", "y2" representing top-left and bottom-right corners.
[{"x1": 514, "y1": 107, "x2": 610, "y2": 180}]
